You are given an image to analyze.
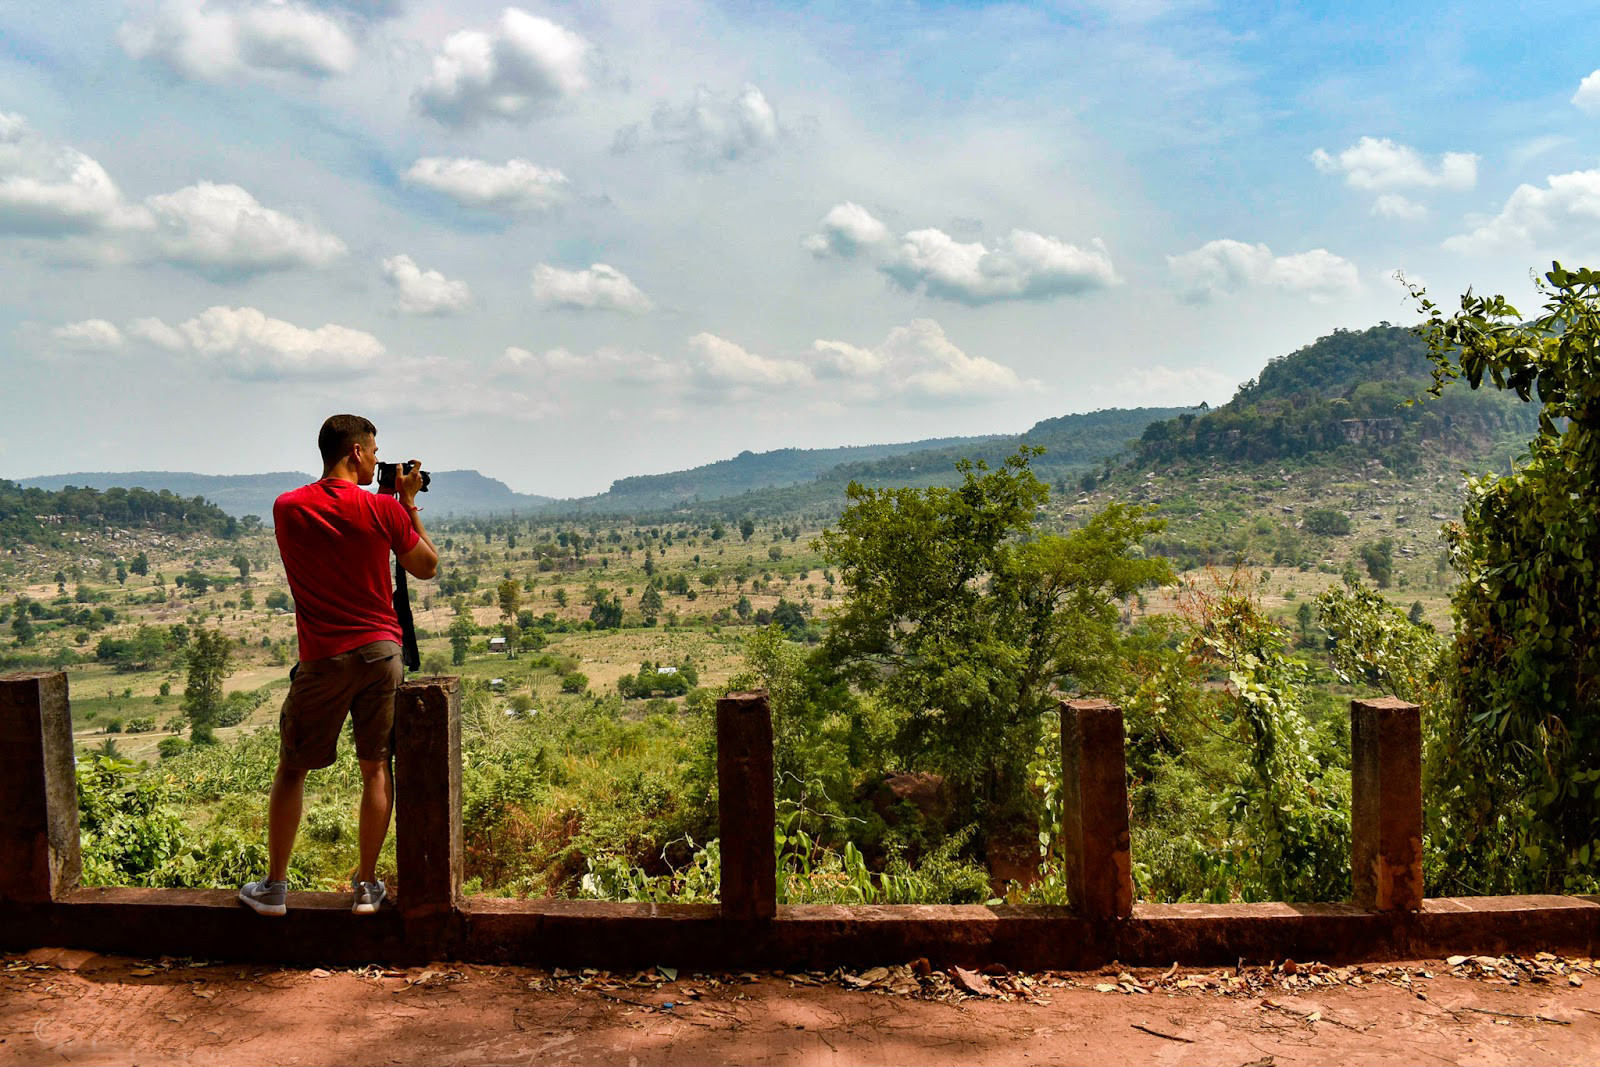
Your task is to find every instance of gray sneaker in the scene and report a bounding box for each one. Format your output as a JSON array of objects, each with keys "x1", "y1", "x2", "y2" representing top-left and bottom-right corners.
[
  {"x1": 239, "y1": 879, "x2": 288, "y2": 916},
  {"x1": 353, "y1": 880, "x2": 387, "y2": 915}
]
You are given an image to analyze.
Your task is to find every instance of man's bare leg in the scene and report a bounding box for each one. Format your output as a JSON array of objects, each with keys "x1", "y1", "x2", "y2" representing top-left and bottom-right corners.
[
  {"x1": 356, "y1": 758, "x2": 393, "y2": 884},
  {"x1": 267, "y1": 764, "x2": 309, "y2": 883}
]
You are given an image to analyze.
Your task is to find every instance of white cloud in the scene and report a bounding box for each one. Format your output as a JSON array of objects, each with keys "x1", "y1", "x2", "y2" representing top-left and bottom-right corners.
[
  {"x1": 127, "y1": 316, "x2": 188, "y2": 350},
  {"x1": 1168, "y1": 239, "x2": 1361, "y2": 303},
  {"x1": 381, "y1": 253, "x2": 472, "y2": 315},
  {"x1": 687, "y1": 332, "x2": 811, "y2": 388},
  {"x1": 618, "y1": 84, "x2": 783, "y2": 165},
  {"x1": 145, "y1": 182, "x2": 346, "y2": 276},
  {"x1": 1310, "y1": 137, "x2": 1477, "y2": 191},
  {"x1": 803, "y1": 202, "x2": 889, "y2": 258},
  {"x1": 498, "y1": 343, "x2": 679, "y2": 386},
  {"x1": 1443, "y1": 169, "x2": 1600, "y2": 256},
  {"x1": 882, "y1": 228, "x2": 1118, "y2": 304},
  {"x1": 812, "y1": 319, "x2": 1034, "y2": 403},
  {"x1": 1372, "y1": 193, "x2": 1426, "y2": 221},
  {"x1": 50, "y1": 319, "x2": 124, "y2": 352},
  {"x1": 413, "y1": 8, "x2": 589, "y2": 126},
  {"x1": 1573, "y1": 70, "x2": 1600, "y2": 113},
  {"x1": 133, "y1": 305, "x2": 383, "y2": 378},
  {"x1": 531, "y1": 263, "x2": 653, "y2": 313},
  {"x1": 119, "y1": 0, "x2": 358, "y2": 81},
  {"x1": 0, "y1": 114, "x2": 149, "y2": 236},
  {"x1": 402, "y1": 156, "x2": 569, "y2": 214}
]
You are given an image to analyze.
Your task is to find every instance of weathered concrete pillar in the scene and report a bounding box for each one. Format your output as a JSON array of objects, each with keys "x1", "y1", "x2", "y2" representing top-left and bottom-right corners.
[
  {"x1": 395, "y1": 677, "x2": 462, "y2": 920},
  {"x1": 0, "y1": 672, "x2": 81, "y2": 902},
  {"x1": 718, "y1": 690, "x2": 776, "y2": 920},
  {"x1": 1059, "y1": 698, "x2": 1132, "y2": 919},
  {"x1": 1351, "y1": 696, "x2": 1423, "y2": 912}
]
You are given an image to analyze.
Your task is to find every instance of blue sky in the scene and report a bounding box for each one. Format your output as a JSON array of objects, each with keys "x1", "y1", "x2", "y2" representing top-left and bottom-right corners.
[{"x1": 2, "y1": 1, "x2": 1597, "y2": 496}]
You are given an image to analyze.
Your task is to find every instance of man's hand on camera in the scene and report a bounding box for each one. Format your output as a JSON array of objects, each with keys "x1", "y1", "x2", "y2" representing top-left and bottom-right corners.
[{"x1": 399, "y1": 459, "x2": 425, "y2": 508}]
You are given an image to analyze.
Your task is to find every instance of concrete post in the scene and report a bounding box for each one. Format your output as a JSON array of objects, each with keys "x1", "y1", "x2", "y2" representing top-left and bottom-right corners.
[
  {"x1": 718, "y1": 690, "x2": 776, "y2": 920},
  {"x1": 395, "y1": 677, "x2": 462, "y2": 919},
  {"x1": 1351, "y1": 696, "x2": 1424, "y2": 912},
  {"x1": 0, "y1": 672, "x2": 81, "y2": 902},
  {"x1": 1059, "y1": 698, "x2": 1133, "y2": 919}
]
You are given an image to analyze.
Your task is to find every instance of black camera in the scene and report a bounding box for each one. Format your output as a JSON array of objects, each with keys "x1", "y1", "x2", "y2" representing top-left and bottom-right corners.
[{"x1": 376, "y1": 460, "x2": 431, "y2": 495}]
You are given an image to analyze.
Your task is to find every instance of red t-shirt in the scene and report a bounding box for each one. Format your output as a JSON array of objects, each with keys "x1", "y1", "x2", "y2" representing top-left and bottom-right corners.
[{"x1": 273, "y1": 478, "x2": 420, "y2": 662}]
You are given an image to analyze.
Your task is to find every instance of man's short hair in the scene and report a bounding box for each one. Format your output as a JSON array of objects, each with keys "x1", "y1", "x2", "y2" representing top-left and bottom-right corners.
[{"x1": 318, "y1": 414, "x2": 376, "y2": 467}]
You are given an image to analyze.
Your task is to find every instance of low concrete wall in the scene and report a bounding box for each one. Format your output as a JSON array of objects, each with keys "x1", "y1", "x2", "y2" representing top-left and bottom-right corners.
[
  {"x1": 3, "y1": 888, "x2": 1594, "y2": 969},
  {"x1": 4, "y1": 672, "x2": 1597, "y2": 971}
]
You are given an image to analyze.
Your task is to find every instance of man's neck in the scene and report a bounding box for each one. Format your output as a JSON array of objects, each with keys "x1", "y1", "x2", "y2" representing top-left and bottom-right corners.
[{"x1": 321, "y1": 462, "x2": 360, "y2": 485}]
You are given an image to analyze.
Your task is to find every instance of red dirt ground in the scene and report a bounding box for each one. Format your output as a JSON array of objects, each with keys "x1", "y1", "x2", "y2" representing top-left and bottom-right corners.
[{"x1": 3, "y1": 947, "x2": 1598, "y2": 1066}]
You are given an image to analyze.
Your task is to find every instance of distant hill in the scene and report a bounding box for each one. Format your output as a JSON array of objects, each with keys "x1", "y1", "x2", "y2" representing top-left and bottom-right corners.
[
  {"x1": 543, "y1": 407, "x2": 1196, "y2": 521},
  {"x1": 1131, "y1": 325, "x2": 1539, "y2": 468},
  {"x1": 16, "y1": 470, "x2": 554, "y2": 522}
]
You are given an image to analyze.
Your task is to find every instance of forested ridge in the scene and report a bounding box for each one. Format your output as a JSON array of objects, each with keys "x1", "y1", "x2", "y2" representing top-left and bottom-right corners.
[
  {"x1": 1134, "y1": 325, "x2": 1539, "y2": 468},
  {"x1": 0, "y1": 480, "x2": 240, "y2": 546}
]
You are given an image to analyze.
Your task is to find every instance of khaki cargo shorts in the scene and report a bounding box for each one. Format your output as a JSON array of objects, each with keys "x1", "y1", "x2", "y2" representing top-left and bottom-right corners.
[{"x1": 278, "y1": 640, "x2": 402, "y2": 770}]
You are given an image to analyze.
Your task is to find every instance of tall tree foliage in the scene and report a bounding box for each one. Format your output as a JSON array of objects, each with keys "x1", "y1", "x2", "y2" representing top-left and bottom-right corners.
[
  {"x1": 818, "y1": 448, "x2": 1170, "y2": 825},
  {"x1": 182, "y1": 628, "x2": 233, "y2": 745},
  {"x1": 1415, "y1": 265, "x2": 1600, "y2": 890}
]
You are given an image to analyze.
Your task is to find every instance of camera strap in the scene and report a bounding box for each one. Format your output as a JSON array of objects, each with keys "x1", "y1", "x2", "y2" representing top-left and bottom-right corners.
[{"x1": 393, "y1": 559, "x2": 420, "y2": 672}]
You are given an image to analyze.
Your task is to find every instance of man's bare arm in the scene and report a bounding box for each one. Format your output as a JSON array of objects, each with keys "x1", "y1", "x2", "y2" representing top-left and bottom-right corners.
[{"x1": 396, "y1": 459, "x2": 439, "y2": 580}]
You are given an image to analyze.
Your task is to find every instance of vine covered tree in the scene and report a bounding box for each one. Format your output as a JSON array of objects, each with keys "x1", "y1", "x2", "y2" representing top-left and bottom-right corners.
[{"x1": 1415, "y1": 264, "x2": 1600, "y2": 890}]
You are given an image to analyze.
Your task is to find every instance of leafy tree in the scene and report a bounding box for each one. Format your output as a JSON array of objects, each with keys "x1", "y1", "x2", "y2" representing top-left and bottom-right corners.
[
  {"x1": 639, "y1": 584, "x2": 662, "y2": 624},
  {"x1": 734, "y1": 595, "x2": 752, "y2": 620},
  {"x1": 497, "y1": 578, "x2": 521, "y2": 623},
  {"x1": 1413, "y1": 264, "x2": 1600, "y2": 890},
  {"x1": 182, "y1": 628, "x2": 233, "y2": 745},
  {"x1": 739, "y1": 517, "x2": 755, "y2": 542},
  {"x1": 12, "y1": 613, "x2": 35, "y2": 646},
  {"x1": 553, "y1": 588, "x2": 568, "y2": 608},
  {"x1": 264, "y1": 590, "x2": 290, "y2": 611},
  {"x1": 1358, "y1": 538, "x2": 1394, "y2": 588},
  {"x1": 448, "y1": 614, "x2": 476, "y2": 666},
  {"x1": 1408, "y1": 600, "x2": 1426, "y2": 626},
  {"x1": 819, "y1": 448, "x2": 1170, "y2": 827},
  {"x1": 231, "y1": 553, "x2": 251, "y2": 581},
  {"x1": 1303, "y1": 509, "x2": 1352, "y2": 537},
  {"x1": 589, "y1": 591, "x2": 623, "y2": 629},
  {"x1": 115, "y1": 560, "x2": 127, "y2": 585},
  {"x1": 130, "y1": 552, "x2": 149, "y2": 577}
]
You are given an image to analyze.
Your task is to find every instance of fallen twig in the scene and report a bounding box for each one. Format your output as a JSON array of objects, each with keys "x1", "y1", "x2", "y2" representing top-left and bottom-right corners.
[
  {"x1": 1131, "y1": 1022, "x2": 1193, "y2": 1043},
  {"x1": 1462, "y1": 1007, "x2": 1570, "y2": 1025}
]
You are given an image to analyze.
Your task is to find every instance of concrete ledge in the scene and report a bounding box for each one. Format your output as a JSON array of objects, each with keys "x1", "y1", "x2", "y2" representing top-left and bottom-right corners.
[{"x1": 3, "y1": 891, "x2": 1594, "y2": 970}]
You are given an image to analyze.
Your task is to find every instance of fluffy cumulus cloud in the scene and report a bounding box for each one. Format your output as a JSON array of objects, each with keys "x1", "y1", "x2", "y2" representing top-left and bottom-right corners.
[
  {"x1": 0, "y1": 113, "x2": 148, "y2": 236},
  {"x1": 811, "y1": 319, "x2": 1034, "y2": 403},
  {"x1": 1573, "y1": 71, "x2": 1600, "y2": 113},
  {"x1": 49, "y1": 319, "x2": 125, "y2": 352},
  {"x1": 1443, "y1": 169, "x2": 1600, "y2": 257},
  {"x1": 122, "y1": 306, "x2": 383, "y2": 378},
  {"x1": 498, "y1": 344, "x2": 680, "y2": 388},
  {"x1": 802, "y1": 202, "x2": 889, "y2": 258},
  {"x1": 414, "y1": 8, "x2": 589, "y2": 126},
  {"x1": 381, "y1": 253, "x2": 472, "y2": 315},
  {"x1": 0, "y1": 116, "x2": 344, "y2": 276},
  {"x1": 118, "y1": 0, "x2": 358, "y2": 81},
  {"x1": 145, "y1": 182, "x2": 346, "y2": 276},
  {"x1": 1310, "y1": 137, "x2": 1477, "y2": 192},
  {"x1": 688, "y1": 332, "x2": 811, "y2": 389},
  {"x1": 616, "y1": 84, "x2": 783, "y2": 165},
  {"x1": 532, "y1": 263, "x2": 654, "y2": 313},
  {"x1": 402, "y1": 157, "x2": 569, "y2": 214},
  {"x1": 1168, "y1": 239, "x2": 1361, "y2": 303},
  {"x1": 881, "y1": 228, "x2": 1118, "y2": 305}
]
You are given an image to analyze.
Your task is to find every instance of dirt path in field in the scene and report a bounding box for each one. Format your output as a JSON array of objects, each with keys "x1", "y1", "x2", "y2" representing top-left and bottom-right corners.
[{"x1": 4, "y1": 949, "x2": 1598, "y2": 1066}]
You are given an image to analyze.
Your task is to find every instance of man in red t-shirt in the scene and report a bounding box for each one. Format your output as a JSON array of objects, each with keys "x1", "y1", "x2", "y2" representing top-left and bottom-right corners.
[{"x1": 240, "y1": 414, "x2": 437, "y2": 916}]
